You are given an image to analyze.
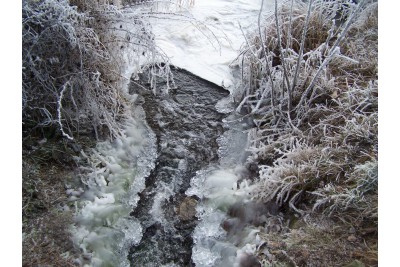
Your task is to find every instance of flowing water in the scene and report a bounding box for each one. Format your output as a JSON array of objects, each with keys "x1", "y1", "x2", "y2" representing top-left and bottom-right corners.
[
  {"x1": 71, "y1": 67, "x2": 263, "y2": 267},
  {"x1": 128, "y1": 67, "x2": 230, "y2": 266},
  {"x1": 71, "y1": 0, "x2": 279, "y2": 264}
]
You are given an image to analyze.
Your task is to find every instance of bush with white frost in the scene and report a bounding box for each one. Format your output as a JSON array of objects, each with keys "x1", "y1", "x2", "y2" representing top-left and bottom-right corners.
[
  {"x1": 22, "y1": 0, "x2": 171, "y2": 141},
  {"x1": 235, "y1": 0, "x2": 377, "y2": 223}
]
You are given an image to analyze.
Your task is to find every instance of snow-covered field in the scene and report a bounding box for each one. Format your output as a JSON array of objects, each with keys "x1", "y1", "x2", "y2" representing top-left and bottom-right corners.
[{"x1": 150, "y1": 0, "x2": 275, "y2": 91}]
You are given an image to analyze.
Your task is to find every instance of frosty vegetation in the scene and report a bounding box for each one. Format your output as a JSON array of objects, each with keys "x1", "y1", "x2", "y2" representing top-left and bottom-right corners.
[
  {"x1": 22, "y1": 0, "x2": 175, "y2": 265},
  {"x1": 22, "y1": 0, "x2": 173, "y2": 141},
  {"x1": 22, "y1": 0, "x2": 378, "y2": 265},
  {"x1": 232, "y1": 0, "x2": 377, "y2": 264}
]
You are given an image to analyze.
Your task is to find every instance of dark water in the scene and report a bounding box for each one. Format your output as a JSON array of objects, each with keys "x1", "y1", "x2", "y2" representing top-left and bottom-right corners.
[{"x1": 128, "y1": 67, "x2": 229, "y2": 266}]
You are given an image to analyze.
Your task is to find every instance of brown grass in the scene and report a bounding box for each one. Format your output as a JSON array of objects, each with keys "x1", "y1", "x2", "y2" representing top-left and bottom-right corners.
[
  {"x1": 22, "y1": 107, "x2": 105, "y2": 266},
  {"x1": 22, "y1": 154, "x2": 79, "y2": 266},
  {"x1": 258, "y1": 214, "x2": 377, "y2": 267}
]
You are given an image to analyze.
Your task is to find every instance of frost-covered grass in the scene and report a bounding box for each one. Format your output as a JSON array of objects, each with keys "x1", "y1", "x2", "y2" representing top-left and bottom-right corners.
[{"x1": 234, "y1": 0, "x2": 378, "y2": 265}]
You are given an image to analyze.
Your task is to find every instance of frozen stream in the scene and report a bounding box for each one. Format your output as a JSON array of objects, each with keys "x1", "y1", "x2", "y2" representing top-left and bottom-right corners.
[
  {"x1": 127, "y1": 65, "x2": 266, "y2": 267},
  {"x1": 71, "y1": 0, "x2": 278, "y2": 266}
]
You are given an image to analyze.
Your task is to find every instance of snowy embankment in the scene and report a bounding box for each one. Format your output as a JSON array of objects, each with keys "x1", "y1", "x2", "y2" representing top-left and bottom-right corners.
[{"x1": 150, "y1": 0, "x2": 274, "y2": 92}]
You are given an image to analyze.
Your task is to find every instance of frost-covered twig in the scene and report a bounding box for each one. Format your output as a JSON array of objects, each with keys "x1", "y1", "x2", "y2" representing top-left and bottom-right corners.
[
  {"x1": 274, "y1": 0, "x2": 292, "y2": 110},
  {"x1": 57, "y1": 82, "x2": 74, "y2": 140},
  {"x1": 295, "y1": 0, "x2": 366, "y2": 111},
  {"x1": 291, "y1": 0, "x2": 312, "y2": 103},
  {"x1": 258, "y1": 0, "x2": 276, "y2": 109}
]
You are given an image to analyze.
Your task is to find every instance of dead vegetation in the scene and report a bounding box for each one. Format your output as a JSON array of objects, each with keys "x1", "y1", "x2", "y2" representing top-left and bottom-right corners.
[
  {"x1": 22, "y1": 149, "x2": 80, "y2": 266},
  {"x1": 257, "y1": 213, "x2": 377, "y2": 267},
  {"x1": 234, "y1": 0, "x2": 378, "y2": 265}
]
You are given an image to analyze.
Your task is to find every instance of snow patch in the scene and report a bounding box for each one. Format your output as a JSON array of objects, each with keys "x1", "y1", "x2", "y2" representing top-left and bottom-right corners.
[{"x1": 150, "y1": 0, "x2": 275, "y2": 91}]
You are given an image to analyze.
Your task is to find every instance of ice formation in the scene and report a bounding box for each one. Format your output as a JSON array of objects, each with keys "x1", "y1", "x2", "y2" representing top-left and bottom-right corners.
[{"x1": 70, "y1": 112, "x2": 157, "y2": 267}]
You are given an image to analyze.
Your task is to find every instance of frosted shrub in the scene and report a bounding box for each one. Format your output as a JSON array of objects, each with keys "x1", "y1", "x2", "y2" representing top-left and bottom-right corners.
[
  {"x1": 22, "y1": 0, "x2": 172, "y2": 141},
  {"x1": 235, "y1": 0, "x2": 378, "y2": 222}
]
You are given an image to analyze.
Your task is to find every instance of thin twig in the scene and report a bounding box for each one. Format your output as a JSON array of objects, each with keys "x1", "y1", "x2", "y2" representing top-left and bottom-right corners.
[
  {"x1": 57, "y1": 82, "x2": 74, "y2": 140},
  {"x1": 258, "y1": 0, "x2": 276, "y2": 110},
  {"x1": 291, "y1": 0, "x2": 313, "y2": 104},
  {"x1": 274, "y1": 0, "x2": 292, "y2": 110}
]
